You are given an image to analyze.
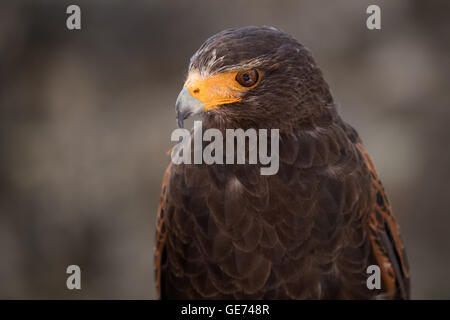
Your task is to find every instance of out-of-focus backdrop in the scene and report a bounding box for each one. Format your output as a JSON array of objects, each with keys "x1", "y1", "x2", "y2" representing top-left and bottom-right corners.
[{"x1": 0, "y1": 0, "x2": 449, "y2": 299}]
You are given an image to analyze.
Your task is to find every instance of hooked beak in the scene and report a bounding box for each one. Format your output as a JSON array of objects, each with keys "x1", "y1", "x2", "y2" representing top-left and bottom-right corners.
[{"x1": 175, "y1": 87, "x2": 205, "y2": 128}]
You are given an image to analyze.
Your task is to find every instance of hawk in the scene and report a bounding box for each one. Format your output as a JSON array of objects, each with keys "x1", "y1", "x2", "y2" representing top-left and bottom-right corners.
[{"x1": 154, "y1": 26, "x2": 410, "y2": 299}]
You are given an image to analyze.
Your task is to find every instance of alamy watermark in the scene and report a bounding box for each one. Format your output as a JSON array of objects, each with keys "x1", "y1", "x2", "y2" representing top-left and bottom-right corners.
[
  {"x1": 170, "y1": 121, "x2": 280, "y2": 175},
  {"x1": 66, "y1": 265, "x2": 81, "y2": 290},
  {"x1": 66, "y1": 5, "x2": 81, "y2": 30},
  {"x1": 366, "y1": 5, "x2": 381, "y2": 30}
]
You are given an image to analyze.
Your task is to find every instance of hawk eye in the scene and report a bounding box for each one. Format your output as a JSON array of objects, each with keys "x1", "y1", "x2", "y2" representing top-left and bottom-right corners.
[{"x1": 235, "y1": 69, "x2": 259, "y2": 87}]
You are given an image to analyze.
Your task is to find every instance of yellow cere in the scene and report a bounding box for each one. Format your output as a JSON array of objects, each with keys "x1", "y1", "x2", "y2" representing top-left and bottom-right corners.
[{"x1": 184, "y1": 71, "x2": 259, "y2": 111}]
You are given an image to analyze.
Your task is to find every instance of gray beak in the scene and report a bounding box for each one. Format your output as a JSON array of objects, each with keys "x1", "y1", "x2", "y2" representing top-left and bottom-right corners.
[{"x1": 175, "y1": 87, "x2": 205, "y2": 128}]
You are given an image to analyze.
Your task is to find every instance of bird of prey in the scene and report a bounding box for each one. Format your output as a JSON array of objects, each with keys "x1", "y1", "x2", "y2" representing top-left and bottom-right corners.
[{"x1": 154, "y1": 26, "x2": 409, "y2": 299}]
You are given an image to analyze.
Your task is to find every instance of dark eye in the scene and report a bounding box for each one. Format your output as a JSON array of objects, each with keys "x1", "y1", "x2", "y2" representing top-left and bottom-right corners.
[{"x1": 236, "y1": 69, "x2": 259, "y2": 87}]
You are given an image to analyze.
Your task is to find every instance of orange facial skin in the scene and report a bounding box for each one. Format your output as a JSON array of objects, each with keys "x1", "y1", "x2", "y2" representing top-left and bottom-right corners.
[{"x1": 184, "y1": 70, "x2": 261, "y2": 110}]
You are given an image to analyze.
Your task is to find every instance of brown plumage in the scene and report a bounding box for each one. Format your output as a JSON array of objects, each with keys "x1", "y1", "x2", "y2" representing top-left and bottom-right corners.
[{"x1": 154, "y1": 26, "x2": 409, "y2": 299}]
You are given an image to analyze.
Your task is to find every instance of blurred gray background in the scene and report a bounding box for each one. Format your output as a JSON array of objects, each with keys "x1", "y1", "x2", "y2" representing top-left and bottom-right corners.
[{"x1": 0, "y1": 0, "x2": 449, "y2": 299}]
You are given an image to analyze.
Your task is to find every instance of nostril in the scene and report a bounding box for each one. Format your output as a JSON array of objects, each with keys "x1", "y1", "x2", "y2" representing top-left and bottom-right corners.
[{"x1": 193, "y1": 88, "x2": 200, "y2": 94}]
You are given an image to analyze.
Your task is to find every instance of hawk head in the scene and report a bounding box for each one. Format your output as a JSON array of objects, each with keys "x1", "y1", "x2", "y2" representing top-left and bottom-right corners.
[{"x1": 175, "y1": 26, "x2": 336, "y2": 132}]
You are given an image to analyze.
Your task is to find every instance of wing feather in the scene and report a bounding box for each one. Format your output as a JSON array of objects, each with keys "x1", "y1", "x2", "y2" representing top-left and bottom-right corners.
[
  {"x1": 357, "y1": 143, "x2": 410, "y2": 299},
  {"x1": 154, "y1": 162, "x2": 172, "y2": 299}
]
